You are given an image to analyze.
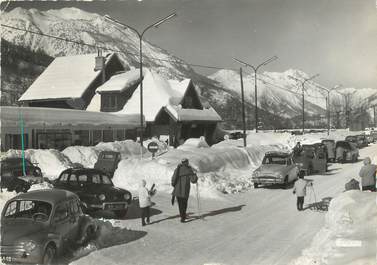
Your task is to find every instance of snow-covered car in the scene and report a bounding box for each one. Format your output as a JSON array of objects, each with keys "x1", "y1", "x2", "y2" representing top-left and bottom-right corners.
[
  {"x1": 335, "y1": 141, "x2": 359, "y2": 163},
  {"x1": 252, "y1": 151, "x2": 299, "y2": 189},
  {"x1": 1, "y1": 158, "x2": 43, "y2": 193},
  {"x1": 0, "y1": 189, "x2": 97, "y2": 265},
  {"x1": 53, "y1": 168, "x2": 132, "y2": 218},
  {"x1": 94, "y1": 151, "x2": 121, "y2": 178}
]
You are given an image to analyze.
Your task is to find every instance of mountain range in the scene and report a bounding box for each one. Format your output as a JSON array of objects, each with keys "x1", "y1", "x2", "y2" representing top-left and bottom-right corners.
[{"x1": 1, "y1": 7, "x2": 376, "y2": 129}]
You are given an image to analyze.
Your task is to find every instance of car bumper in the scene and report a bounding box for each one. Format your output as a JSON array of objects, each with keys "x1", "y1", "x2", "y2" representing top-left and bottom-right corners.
[
  {"x1": 1, "y1": 245, "x2": 43, "y2": 264},
  {"x1": 252, "y1": 177, "x2": 284, "y2": 185},
  {"x1": 88, "y1": 201, "x2": 129, "y2": 210}
]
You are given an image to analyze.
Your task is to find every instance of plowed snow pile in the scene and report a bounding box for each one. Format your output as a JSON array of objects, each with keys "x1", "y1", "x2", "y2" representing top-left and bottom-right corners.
[{"x1": 290, "y1": 190, "x2": 377, "y2": 265}]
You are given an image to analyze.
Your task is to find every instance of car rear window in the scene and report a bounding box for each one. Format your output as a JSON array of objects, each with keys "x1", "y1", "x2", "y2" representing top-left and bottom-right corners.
[
  {"x1": 102, "y1": 154, "x2": 115, "y2": 159},
  {"x1": 262, "y1": 156, "x2": 287, "y2": 165}
]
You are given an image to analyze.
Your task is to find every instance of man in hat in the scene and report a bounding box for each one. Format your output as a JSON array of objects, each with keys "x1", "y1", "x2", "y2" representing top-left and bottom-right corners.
[
  {"x1": 359, "y1": 157, "x2": 377, "y2": 192},
  {"x1": 171, "y1": 158, "x2": 198, "y2": 222}
]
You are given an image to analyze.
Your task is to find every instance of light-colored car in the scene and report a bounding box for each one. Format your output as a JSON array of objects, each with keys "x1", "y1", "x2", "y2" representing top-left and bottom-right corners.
[
  {"x1": 0, "y1": 189, "x2": 97, "y2": 264},
  {"x1": 252, "y1": 151, "x2": 299, "y2": 189}
]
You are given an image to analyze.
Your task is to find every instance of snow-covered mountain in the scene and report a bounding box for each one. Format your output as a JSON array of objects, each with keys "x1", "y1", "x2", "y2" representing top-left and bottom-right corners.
[{"x1": 2, "y1": 7, "x2": 376, "y2": 128}]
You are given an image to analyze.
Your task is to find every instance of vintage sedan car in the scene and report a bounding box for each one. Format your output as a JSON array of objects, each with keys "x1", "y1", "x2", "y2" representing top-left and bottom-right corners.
[
  {"x1": 0, "y1": 189, "x2": 97, "y2": 265},
  {"x1": 94, "y1": 151, "x2": 121, "y2": 178},
  {"x1": 345, "y1": 135, "x2": 363, "y2": 148},
  {"x1": 356, "y1": 135, "x2": 368, "y2": 148},
  {"x1": 252, "y1": 151, "x2": 299, "y2": 189},
  {"x1": 335, "y1": 141, "x2": 359, "y2": 163},
  {"x1": 1, "y1": 158, "x2": 43, "y2": 193},
  {"x1": 53, "y1": 168, "x2": 132, "y2": 218},
  {"x1": 321, "y1": 139, "x2": 336, "y2": 162}
]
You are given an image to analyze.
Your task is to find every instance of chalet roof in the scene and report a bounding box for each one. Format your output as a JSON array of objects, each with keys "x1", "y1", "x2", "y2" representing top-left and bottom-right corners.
[
  {"x1": 165, "y1": 105, "x2": 222, "y2": 122},
  {"x1": 96, "y1": 68, "x2": 143, "y2": 93},
  {"x1": 19, "y1": 53, "x2": 117, "y2": 102}
]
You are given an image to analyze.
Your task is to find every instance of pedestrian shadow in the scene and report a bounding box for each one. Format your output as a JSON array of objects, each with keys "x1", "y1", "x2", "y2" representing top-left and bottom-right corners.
[
  {"x1": 304, "y1": 197, "x2": 332, "y2": 212},
  {"x1": 148, "y1": 212, "x2": 195, "y2": 224},
  {"x1": 185, "y1": 204, "x2": 246, "y2": 222}
]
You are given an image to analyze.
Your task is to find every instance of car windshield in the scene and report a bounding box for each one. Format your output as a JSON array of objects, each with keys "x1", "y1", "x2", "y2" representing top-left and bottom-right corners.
[
  {"x1": 88, "y1": 174, "x2": 113, "y2": 185},
  {"x1": 3, "y1": 200, "x2": 52, "y2": 222},
  {"x1": 262, "y1": 156, "x2": 287, "y2": 165}
]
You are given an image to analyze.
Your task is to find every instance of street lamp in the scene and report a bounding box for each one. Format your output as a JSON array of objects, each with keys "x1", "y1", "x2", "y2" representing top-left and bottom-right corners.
[
  {"x1": 288, "y1": 73, "x2": 320, "y2": 134},
  {"x1": 233, "y1": 56, "x2": 278, "y2": 133},
  {"x1": 104, "y1": 12, "x2": 177, "y2": 151},
  {"x1": 316, "y1": 84, "x2": 342, "y2": 135}
]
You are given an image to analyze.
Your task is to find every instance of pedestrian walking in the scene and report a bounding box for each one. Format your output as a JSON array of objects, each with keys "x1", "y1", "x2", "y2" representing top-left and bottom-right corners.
[
  {"x1": 293, "y1": 171, "x2": 313, "y2": 211},
  {"x1": 138, "y1": 179, "x2": 155, "y2": 226},
  {"x1": 171, "y1": 158, "x2": 198, "y2": 223},
  {"x1": 358, "y1": 157, "x2": 377, "y2": 192}
]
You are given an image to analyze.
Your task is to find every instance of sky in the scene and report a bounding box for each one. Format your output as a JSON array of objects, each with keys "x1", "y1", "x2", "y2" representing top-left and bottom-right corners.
[{"x1": 5, "y1": 0, "x2": 377, "y2": 89}]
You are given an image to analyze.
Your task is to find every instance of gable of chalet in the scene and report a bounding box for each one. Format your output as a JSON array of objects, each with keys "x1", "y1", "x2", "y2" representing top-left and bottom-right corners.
[{"x1": 18, "y1": 53, "x2": 125, "y2": 109}]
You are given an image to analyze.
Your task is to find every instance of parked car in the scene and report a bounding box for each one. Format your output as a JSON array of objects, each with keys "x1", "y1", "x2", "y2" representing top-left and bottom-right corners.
[
  {"x1": 345, "y1": 135, "x2": 364, "y2": 148},
  {"x1": 0, "y1": 189, "x2": 97, "y2": 265},
  {"x1": 294, "y1": 144, "x2": 327, "y2": 175},
  {"x1": 366, "y1": 134, "x2": 375, "y2": 144},
  {"x1": 335, "y1": 141, "x2": 359, "y2": 163},
  {"x1": 1, "y1": 158, "x2": 43, "y2": 193},
  {"x1": 321, "y1": 139, "x2": 336, "y2": 162},
  {"x1": 228, "y1": 131, "x2": 245, "y2": 140},
  {"x1": 53, "y1": 168, "x2": 132, "y2": 218},
  {"x1": 94, "y1": 151, "x2": 121, "y2": 178},
  {"x1": 252, "y1": 151, "x2": 299, "y2": 189},
  {"x1": 369, "y1": 131, "x2": 377, "y2": 142},
  {"x1": 356, "y1": 135, "x2": 368, "y2": 148}
]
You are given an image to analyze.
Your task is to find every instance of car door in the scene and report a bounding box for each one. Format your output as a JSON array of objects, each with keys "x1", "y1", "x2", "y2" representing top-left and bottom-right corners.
[
  {"x1": 52, "y1": 202, "x2": 71, "y2": 248},
  {"x1": 287, "y1": 158, "x2": 299, "y2": 181},
  {"x1": 67, "y1": 199, "x2": 81, "y2": 243},
  {"x1": 54, "y1": 172, "x2": 70, "y2": 189}
]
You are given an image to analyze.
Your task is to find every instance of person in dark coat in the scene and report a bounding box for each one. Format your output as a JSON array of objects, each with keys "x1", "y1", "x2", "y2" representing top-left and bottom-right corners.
[
  {"x1": 171, "y1": 158, "x2": 198, "y2": 222},
  {"x1": 359, "y1": 157, "x2": 377, "y2": 192}
]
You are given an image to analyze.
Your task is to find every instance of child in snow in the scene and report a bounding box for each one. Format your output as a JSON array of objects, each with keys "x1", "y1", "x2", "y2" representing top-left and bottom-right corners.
[
  {"x1": 293, "y1": 171, "x2": 313, "y2": 211},
  {"x1": 138, "y1": 179, "x2": 155, "y2": 226}
]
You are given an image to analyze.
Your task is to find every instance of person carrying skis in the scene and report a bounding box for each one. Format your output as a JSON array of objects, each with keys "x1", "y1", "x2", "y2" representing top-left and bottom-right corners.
[
  {"x1": 293, "y1": 171, "x2": 313, "y2": 211},
  {"x1": 359, "y1": 157, "x2": 377, "y2": 192},
  {"x1": 171, "y1": 158, "x2": 198, "y2": 223}
]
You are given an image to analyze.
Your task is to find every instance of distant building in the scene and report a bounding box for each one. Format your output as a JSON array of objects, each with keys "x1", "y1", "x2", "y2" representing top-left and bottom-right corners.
[{"x1": 16, "y1": 53, "x2": 222, "y2": 149}]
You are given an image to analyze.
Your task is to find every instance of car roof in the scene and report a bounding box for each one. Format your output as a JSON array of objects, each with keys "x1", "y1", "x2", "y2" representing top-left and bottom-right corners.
[
  {"x1": 61, "y1": 168, "x2": 106, "y2": 175},
  {"x1": 11, "y1": 189, "x2": 78, "y2": 204},
  {"x1": 265, "y1": 151, "x2": 291, "y2": 157}
]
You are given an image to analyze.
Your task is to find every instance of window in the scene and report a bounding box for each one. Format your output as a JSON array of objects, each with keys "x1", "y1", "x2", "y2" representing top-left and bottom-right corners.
[
  {"x1": 70, "y1": 200, "x2": 80, "y2": 214},
  {"x1": 102, "y1": 175, "x2": 112, "y2": 185},
  {"x1": 53, "y1": 203, "x2": 69, "y2": 222},
  {"x1": 78, "y1": 174, "x2": 88, "y2": 183},
  {"x1": 59, "y1": 173, "x2": 69, "y2": 182},
  {"x1": 69, "y1": 174, "x2": 78, "y2": 186},
  {"x1": 92, "y1": 174, "x2": 101, "y2": 184},
  {"x1": 4, "y1": 201, "x2": 17, "y2": 217}
]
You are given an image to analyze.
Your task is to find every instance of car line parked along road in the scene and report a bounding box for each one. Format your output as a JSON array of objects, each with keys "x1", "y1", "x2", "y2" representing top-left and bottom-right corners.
[
  {"x1": 0, "y1": 189, "x2": 97, "y2": 265},
  {"x1": 53, "y1": 168, "x2": 132, "y2": 218}
]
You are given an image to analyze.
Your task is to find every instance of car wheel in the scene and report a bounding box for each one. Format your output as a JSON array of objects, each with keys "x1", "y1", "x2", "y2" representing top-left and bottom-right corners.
[
  {"x1": 42, "y1": 245, "x2": 56, "y2": 265},
  {"x1": 114, "y1": 209, "x2": 128, "y2": 219},
  {"x1": 253, "y1": 183, "x2": 259, "y2": 189}
]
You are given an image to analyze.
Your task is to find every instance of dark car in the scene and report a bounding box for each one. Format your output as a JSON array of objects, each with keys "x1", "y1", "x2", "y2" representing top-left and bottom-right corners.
[
  {"x1": 345, "y1": 135, "x2": 363, "y2": 148},
  {"x1": 294, "y1": 144, "x2": 327, "y2": 175},
  {"x1": 356, "y1": 135, "x2": 368, "y2": 148},
  {"x1": 228, "y1": 131, "x2": 245, "y2": 140},
  {"x1": 335, "y1": 141, "x2": 359, "y2": 163},
  {"x1": 94, "y1": 151, "x2": 121, "y2": 178},
  {"x1": 53, "y1": 168, "x2": 132, "y2": 218},
  {"x1": 0, "y1": 189, "x2": 97, "y2": 265},
  {"x1": 1, "y1": 158, "x2": 43, "y2": 193}
]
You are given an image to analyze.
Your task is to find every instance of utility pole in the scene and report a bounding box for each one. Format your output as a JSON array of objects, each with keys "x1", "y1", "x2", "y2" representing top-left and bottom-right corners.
[
  {"x1": 104, "y1": 12, "x2": 176, "y2": 153},
  {"x1": 316, "y1": 84, "x2": 341, "y2": 135},
  {"x1": 288, "y1": 73, "x2": 320, "y2": 134},
  {"x1": 233, "y1": 56, "x2": 278, "y2": 133},
  {"x1": 374, "y1": 106, "x2": 376, "y2": 128},
  {"x1": 239, "y1": 68, "x2": 247, "y2": 147}
]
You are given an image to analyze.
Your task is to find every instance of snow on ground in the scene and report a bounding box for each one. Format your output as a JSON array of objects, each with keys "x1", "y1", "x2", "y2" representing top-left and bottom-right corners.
[{"x1": 290, "y1": 190, "x2": 377, "y2": 265}]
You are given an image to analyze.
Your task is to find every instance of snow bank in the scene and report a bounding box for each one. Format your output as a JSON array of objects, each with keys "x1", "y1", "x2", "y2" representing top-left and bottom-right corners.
[
  {"x1": 290, "y1": 190, "x2": 377, "y2": 265},
  {"x1": 2, "y1": 149, "x2": 73, "y2": 179}
]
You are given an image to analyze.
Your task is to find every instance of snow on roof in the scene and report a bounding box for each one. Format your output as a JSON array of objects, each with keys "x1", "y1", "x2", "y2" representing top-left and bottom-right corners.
[
  {"x1": 96, "y1": 69, "x2": 142, "y2": 93},
  {"x1": 85, "y1": 93, "x2": 101, "y2": 112},
  {"x1": 19, "y1": 53, "x2": 116, "y2": 101},
  {"x1": 1, "y1": 106, "x2": 142, "y2": 128},
  {"x1": 117, "y1": 69, "x2": 182, "y2": 122},
  {"x1": 165, "y1": 105, "x2": 222, "y2": 122}
]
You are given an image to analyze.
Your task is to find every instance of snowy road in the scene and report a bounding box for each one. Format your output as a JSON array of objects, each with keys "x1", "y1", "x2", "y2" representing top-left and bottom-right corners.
[{"x1": 72, "y1": 143, "x2": 377, "y2": 265}]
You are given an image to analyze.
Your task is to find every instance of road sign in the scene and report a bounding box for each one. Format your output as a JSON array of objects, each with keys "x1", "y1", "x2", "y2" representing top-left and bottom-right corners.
[{"x1": 147, "y1": 142, "x2": 159, "y2": 158}]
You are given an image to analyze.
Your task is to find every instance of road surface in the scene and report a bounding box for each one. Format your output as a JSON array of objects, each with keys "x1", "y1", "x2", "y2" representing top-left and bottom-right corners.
[{"x1": 72, "y1": 143, "x2": 377, "y2": 265}]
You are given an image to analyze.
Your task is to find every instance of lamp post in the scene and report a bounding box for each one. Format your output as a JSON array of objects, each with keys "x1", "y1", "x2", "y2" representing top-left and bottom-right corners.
[
  {"x1": 104, "y1": 13, "x2": 176, "y2": 151},
  {"x1": 316, "y1": 84, "x2": 342, "y2": 135},
  {"x1": 288, "y1": 73, "x2": 320, "y2": 134},
  {"x1": 233, "y1": 56, "x2": 278, "y2": 133}
]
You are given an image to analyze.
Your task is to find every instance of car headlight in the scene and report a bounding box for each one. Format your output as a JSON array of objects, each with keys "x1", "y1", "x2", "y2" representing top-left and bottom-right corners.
[
  {"x1": 276, "y1": 173, "x2": 284, "y2": 179},
  {"x1": 124, "y1": 193, "x2": 131, "y2": 200},
  {"x1": 21, "y1": 241, "x2": 37, "y2": 252},
  {"x1": 98, "y1": 194, "x2": 106, "y2": 201}
]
